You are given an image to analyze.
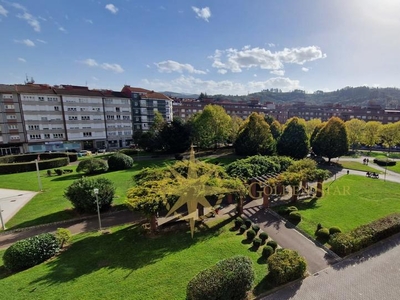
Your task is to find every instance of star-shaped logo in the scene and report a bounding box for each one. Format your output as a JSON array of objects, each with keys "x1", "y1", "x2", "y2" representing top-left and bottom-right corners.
[{"x1": 165, "y1": 146, "x2": 236, "y2": 237}]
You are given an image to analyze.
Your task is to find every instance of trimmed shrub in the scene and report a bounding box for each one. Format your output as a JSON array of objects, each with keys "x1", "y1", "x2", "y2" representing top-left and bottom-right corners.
[
  {"x1": 54, "y1": 169, "x2": 63, "y2": 176},
  {"x1": 259, "y1": 232, "x2": 269, "y2": 243},
  {"x1": 329, "y1": 233, "x2": 354, "y2": 257},
  {"x1": 234, "y1": 218, "x2": 244, "y2": 228},
  {"x1": 76, "y1": 158, "x2": 108, "y2": 175},
  {"x1": 107, "y1": 153, "x2": 134, "y2": 171},
  {"x1": 287, "y1": 206, "x2": 298, "y2": 212},
  {"x1": 267, "y1": 249, "x2": 307, "y2": 285},
  {"x1": 64, "y1": 177, "x2": 116, "y2": 213},
  {"x1": 253, "y1": 238, "x2": 262, "y2": 248},
  {"x1": 239, "y1": 225, "x2": 247, "y2": 234},
  {"x1": 186, "y1": 255, "x2": 255, "y2": 300},
  {"x1": 288, "y1": 211, "x2": 301, "y2": 223},
  {"x1": 262, "y1": 245, "x2": 274, "y2": 259},
  {"x1": 55, "y1": 228, "x2": 72, "y2": 248},
  {"x1": 267, "y1": 240, "x2": 278, "y2": 251},
  {"x1": 329, "y1": 226, "x2": 342, "y2": 235},
  {"x1": 246, "y1": 229, "x2": 257, "y2": 241},
  {"x1": 373, "y1": 158, "x2": 396, "y2": 166},
  {"x1": 252, "y1": 224, "x2": 260, "y2": 233},
  {"x1": 0, "y1": 157, "x2": 68, "y2": 174},
  {"x1": 316, "y1": 227, "x2": 330, "y2": 239},
  {"x1": 118, "y1": 149, "x2": 139, "y2": 155},
  {"x1": 244, "y1": 219, "x2": 252, "y2": 229},
  {"x1": 3, "y1": 233, "x2": 59, "y2": 272}
]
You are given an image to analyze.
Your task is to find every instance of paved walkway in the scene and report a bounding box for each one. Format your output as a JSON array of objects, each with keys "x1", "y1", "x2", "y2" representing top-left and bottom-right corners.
[{"x1": 260, "y1": 232, "x2": 400, "y2": 300}]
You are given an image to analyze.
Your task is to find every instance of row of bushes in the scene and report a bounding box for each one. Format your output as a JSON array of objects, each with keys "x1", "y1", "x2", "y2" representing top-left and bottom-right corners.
[
  {"x1": 277, "y1": 206, "x2": 302, "y2": 223},
  {"x1": 0, "y1": 152, "x2": 77, "y2": 164},
  {"x1": 315, "y1": 225, "x2": 342, "y2": 239},
  {"x1": 330, "y1": 213, "x2": 400, "y2": 256},
  {"x1": 373, "y1": 158, "x2": 396, "y2": 166},
  {"x1": 76, "y1": 153, "x2": 134, "y2": 175},
  {"x1": 0, "y1": 157, "x2": 69, "y2": 174},
  {"x1": 3, "y1": 229, "x2": 71, "y2": 272}
]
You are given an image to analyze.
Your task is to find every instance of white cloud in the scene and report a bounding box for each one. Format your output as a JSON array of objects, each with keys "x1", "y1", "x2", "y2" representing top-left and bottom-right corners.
[
  {"x1": 14, "y1": 39, "x2": 35, "y2": 47},
  {"x1": 84, "y1": 19, "x2": 93, "y2": 24},
  {"x1": 155, "y1": 60, "x2": 206, "y2": 74},
  {"x1": 36, "y1": 39, "x2": 47, "y2": 44},
  {"x1": 301, "y1": 67, "x2": 309, "y2": 72},
  {"x1": 105, "y1": 4, "x2": 118, "y2": 14},
  {"x1": 268, "y1": 43, "x2": 275, "y2": 47},
  {"x1": 18, "y1": 57, "x2": 26, "y2": 63},
  {"x1": 218, "y1": 69, "x2": 227, "y2": 74},
  {"x1": 254, "y1": 74, "x2": 257, "y2": 77},
  {"x1": 17, "y1": 12, "x2": 40, "y2": 32},
  {"x1": 101, "y1": 63, "x2": 124, "y2": 73},
  {"x1": 0, "y1": 5, "x2": 8, "y2": 17},
  {"x1": 141, "y1": 75, "x2": 301, "y2": 95},
  {"x1": 80, "y1": 58, "x2": 124, "y2": 73},
  {"x1": 38, "y1": 16, "x2": 47, "y2": 21},
  {"x1": 11, "y1": 3, "x2": 26, "y2": 11},
  {"x1": 92, "y1": 76, "x2": 99, "y2": 81},
  {"x1": 146, "y1": 64, "x2": 151, "y2": 68},
  {"x1": 210, "y1": 45, "x2": 326, "y2": 73},
  {"x1": 59, "y1": 26, "x2": 67, "y2": 33},
  {"x1": 270, "y1": 69, "x2": 285, "y2": 76},
  {"x1": 192, "y1": 6, "x2": 211, "y2": 22}
]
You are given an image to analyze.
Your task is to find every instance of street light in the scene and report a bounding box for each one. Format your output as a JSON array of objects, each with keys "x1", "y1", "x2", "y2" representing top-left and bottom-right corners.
[
  {"x1": 384, "y1": 153, "x2": 389, "y2": 182},
  {"x1": 93, "y1": 188, "x2": 102, "y2": 230},
  {"x1": 66, "y1": 147, "x2": 70, "y2": 165},
  {"x1": 0, "y1": 193, "x2": 23, "y2": 230}
]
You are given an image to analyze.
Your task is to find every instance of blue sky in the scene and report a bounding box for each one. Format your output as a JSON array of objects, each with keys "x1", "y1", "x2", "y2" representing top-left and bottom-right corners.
[{"x1": 1, "y1": 0, "x2": 400, "y2": 95}]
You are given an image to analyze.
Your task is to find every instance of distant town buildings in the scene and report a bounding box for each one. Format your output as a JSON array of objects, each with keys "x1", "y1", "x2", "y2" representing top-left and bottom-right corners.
[{"x1": 1, "y1": 82, "x2": 400, "y2": 155}]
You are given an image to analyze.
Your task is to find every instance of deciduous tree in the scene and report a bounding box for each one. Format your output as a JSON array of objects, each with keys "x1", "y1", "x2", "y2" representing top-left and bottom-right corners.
[
  {"x1": 362, "y1": 121, "x2": 382, "y2": 152},
  {"x1": 345, "y1": 119, "x2": 366, "y2": 150},
  {"x1": 277, "y1": 117, "x2": 309, "y2": 159}
]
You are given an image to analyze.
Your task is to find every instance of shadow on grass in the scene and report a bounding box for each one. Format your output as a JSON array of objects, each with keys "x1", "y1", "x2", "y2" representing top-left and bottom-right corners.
[
  {"x1": 241, "y1": 238, "x2": 252, "y2": 245},
  {"x1": 50, "y1": 173, "x2": 83, "y2": 182},
  {"x1": 248, "y1": 245, "x2": 260, "y2": 252},
  {"x1": 257, "y1": 256, "x2": 268, "y2": 265},
  {"x1": 28, "y1": 217, "x2": 233, "y2": 286},
  {"x1": 253, "y1": 274, "x2": 304, "y2": 298},
  {"x1": 9, "y1": 209, "x2": 79, "y2": 230}
]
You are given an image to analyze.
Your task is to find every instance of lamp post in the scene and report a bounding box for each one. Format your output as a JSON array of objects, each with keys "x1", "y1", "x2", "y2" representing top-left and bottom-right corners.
[
  {"x1": 0, "y1": 193, "x2": 23, "y2": 230},
  {"x1": 384, "y1": 153, "x2": 389, "y2": 182},
  {"x1": 66, "y1": 147, "x2": 70, "y2": 165},
  {"x1": 93, "y1": 188, "x2": 102, "y2": 230}
]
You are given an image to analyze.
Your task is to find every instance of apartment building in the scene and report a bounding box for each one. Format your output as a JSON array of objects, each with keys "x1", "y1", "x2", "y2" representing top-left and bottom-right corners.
[
  {"x1": 0, "y1": 85, "x2": 25, "y2": 155},
  {"x1": 122, "y1": 86, "x2": 173, "y2": 132}
]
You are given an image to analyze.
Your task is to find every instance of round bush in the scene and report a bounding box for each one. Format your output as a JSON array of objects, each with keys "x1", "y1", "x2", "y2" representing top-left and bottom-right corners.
[
  {"x1": 287, "y1": 206, "x2": 298, "y2": 212},
  {"x1": 244, "y1": 219, "x2": 252, "y2": 229},
  {"x1": 253, "y1": 237, "x2": 262, "y2": 248},
  {"x1": 288, "y1": 211, "x2": 301, "y2": 223},
  {"x1": 259, "y1": 231, "x2": 269, "y2": 243},
  {"x1": 186, "y1": 255, "x2": 255, "y2": 300},
  {"x1": 76, "y1": 158, "x2": 108, "y2": 175},
  {"x1": 316, "y1": 227, "x2": 330, "y2": 239},
  {"x1": 3, "y1": 233, "x2": 59, "y2": 272},
  {"x1": 267, "y1": 249, "x2": 307, "y2": 285},
  {"x1": 234, "y1": 218, "x2": 244, "y2": 228},
  {"x1": 267, "y1": 240, "x2": 278, "y2": 250},
  {"x1": 246, "y1": 229, "x2": 256, "y2": 241},
  {"x1": 64, "y1": 177, "x2": 116, "y2": 213},
  {"x1": 239, "y1": 225, "x2": 247, "y2": 234},
  {"x1": 329, "y1": 226, "x2": 342, "y2": 235},
  {"x1": 108, "y1": 152, "x2": 134, "y2": 171},
  {"x1": 252, "y1": 224, "x2": 260, "y2": 233},
  {"x1": 262, "y1": 245, "x2": 274, "y2": 259}
]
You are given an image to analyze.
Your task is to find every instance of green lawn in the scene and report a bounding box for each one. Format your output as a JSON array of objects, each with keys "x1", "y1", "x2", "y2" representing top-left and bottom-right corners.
[
  {"x1": 295, "y1": 175, "x2": 400, "y2": 235},
  {"x1": 0, "y1": 218, "x2": 270, "y2": 299},
  {"x1": 387, "y1": 164, "x2": 400, "y2": 174},
  {"x1": 1, "y1": 158, "x2": 173, "y2": 230},
  {"x1": 339, "y1": 161, "x2": 380, "y2": 173}
]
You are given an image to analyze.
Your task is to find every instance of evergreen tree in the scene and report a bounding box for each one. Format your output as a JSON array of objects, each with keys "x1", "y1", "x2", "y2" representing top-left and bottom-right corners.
[
  {"x1": 270, "y1": 120, "x2": 282, "y2": 141},
  {"x1": 277, "y1": 117, "x2": 309, "y2": 159},
  {"x1": 159, "y1": 118, "x2": 192, "y2": 153}
]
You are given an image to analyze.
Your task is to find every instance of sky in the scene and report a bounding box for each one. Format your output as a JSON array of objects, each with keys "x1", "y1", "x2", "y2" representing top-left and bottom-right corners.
[{"x1": 1, "y1": 0, "x2": 400, "y2": 95}]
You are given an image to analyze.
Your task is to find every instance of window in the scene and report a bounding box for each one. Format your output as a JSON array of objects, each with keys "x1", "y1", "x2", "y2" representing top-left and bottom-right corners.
[
  {"x1": 29, "y1": 134, "x2": 41, "y2": 139},
  {"x1": 28, "y1": 125, "x2": 40, "y2": 130},
  {"x1": 53, "y1": 133, "x2": 64, "y2": 138},
  {"x1": 6, "y1": 115, "x2": 17, "y2": 120},
  {"x1": 44, "y1": 134, "x2": 50, "y2": 139},
  {"x1": 8, "y1": 125, "x2": 17, "y2": 130},
  {"x1": 38, "y1": 96, "x2": 45, "y2": 101},
  {"x1": 69, "y1": 116, "x2": 78, "y2": 121},
  {"x1": 5, "y1": 104, "x2": 15, "y2": 109},
  {"x1": 116, "y1": 115, "x2": 121, "y2": 120},
  {"x1": 83, "y1": 132, "x2": 92, "y2": 137},
  {"x1": 54, "y1": 106, "x2": 60, "y2": 111},
  {"x1": 106, "y1": 115, "x2": 115, "y2": 120},
  {"x1": 2, "y1": 94, "x2": 13, "y2": 99},
  {"x1": 123, "y1": 115, "x2": 130, "y2": 120},
  {"x1": 10, "y1": 135, "x2": 20, "y2": 140},
  {"x1": 92, "y1": 107, "x2": 101, "y2": 111},
  {"x1": 105, "y1": 99, "x2": 113, "y2": 104},
  {"x1": 81, "y1": 116, "x2": 90, "y2": 120},
  {"x1": 116, "y1": 107, "x2": 120, "y2": 112},
  {"x1": 67, "y1": 107, "x2": 77, "y2": 111}
]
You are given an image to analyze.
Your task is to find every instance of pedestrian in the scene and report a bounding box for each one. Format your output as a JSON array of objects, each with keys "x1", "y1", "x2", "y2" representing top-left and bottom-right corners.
[
  {"x1": 363, "y1": 158, "x2": 366, "y2": 165},
  {"x1": 347, "y1": 170, "x2": 350, "y2": 175},
  {"x1": 366, "y1": 158, "x2": 369, "y2": 165}
]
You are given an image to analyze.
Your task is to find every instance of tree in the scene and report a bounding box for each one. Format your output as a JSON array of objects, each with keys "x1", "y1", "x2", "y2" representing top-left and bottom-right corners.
[
  {"x1": 270, "y1": 120, "x2": 282, "y2": 141},
  {"x1": 312, "y1": 117, "x2": 349, "y2": 162},
  {"x1": 159, "y1": 118, "x2": 192, "y2": 153},
  {"x1": 345, "y1": 119, "x2": 366, "y2": 151},
  {"x1": 191, "y1": 104, "x2": 232, "y2": 148},
  {"x1": 151, "y1": 111, "x2": 165, "y2": 134},
  {"x1": 76, "y1": 158, "x2": 108, "y2": 174},
  {"x1": 234, "y1": 112, "x2": 275, "y2": 156},
  {"x1": 264, "y1": 114, "x2": 275, "y2": 125},
  {"x1": 305, "y1": 118, "x2": 322, "y2": 138},
  {"x1": 379, "y1": 122, "x2": 400, "y2": 152},
  {"x1": 310, "y1": 122, "x2": 325, "y2": 147},
  {"x1": 362, "y1": 121, "x2": 382, "y2": 151},
  {"x1": 228, "y1": 115, "x2": 244, "y2": 144},
  {"x1": 277, "y1": 117, "x2": 309, "y2": 159}
]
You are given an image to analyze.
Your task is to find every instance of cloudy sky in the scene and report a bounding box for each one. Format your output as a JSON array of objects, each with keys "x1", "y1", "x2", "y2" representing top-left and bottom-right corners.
[{"x1": 1, "y1": 0, "x2": 400, "y2": 95}]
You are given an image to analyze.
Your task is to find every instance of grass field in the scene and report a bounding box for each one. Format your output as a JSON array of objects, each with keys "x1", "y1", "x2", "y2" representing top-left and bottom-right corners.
[
  {"x1": 339, "y1": 161, "x2": 380, "y2": 173},
  {"x1": 294, "y1": 175, "x2": 400, "y2": 236},
  {"x1": 387, "y1": 164, "x2": 400, "y2": 174},
  {"x1": 1, "y1": 158, "x2": 173, "y2": 230},
  {"x1": 0, "y1": 218, "x2": 271, "y2": 299}
]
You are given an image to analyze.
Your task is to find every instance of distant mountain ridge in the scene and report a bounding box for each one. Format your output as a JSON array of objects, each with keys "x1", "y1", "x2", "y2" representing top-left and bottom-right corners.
[{"x1": 162, "y1": 86, "x2": 400, "y2": 109}]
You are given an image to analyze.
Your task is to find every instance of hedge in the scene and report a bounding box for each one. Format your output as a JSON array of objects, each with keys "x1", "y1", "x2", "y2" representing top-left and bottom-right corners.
[
  {"x1": 329, "y1": 213, "x2": 400, "y2": 256},
  {"x1": 186, "y1": 255, "x2": 255, "y2": 300},
  {"x1": 0, "y1": 153, "x2": 77, "y2": 164},
  {"x1": 3, "y1": 233, "x2": 59, "y2": 272},
  {"x1": 107, "y1": 153, "x2": 134, "y2": 171},
  {"x1": 0, "y1": 157, "x2": 69, "y2": 174},
  {"x1": 373, "y1": 158, "x2": 396, "y2": 166},
  {"x1": 267, "y1": 249, "x2": 307, "y2": 285}
]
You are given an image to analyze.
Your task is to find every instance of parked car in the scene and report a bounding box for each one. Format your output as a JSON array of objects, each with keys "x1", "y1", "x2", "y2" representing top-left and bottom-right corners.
[
  {"x1": 98, "y1": 148, "x2": 107, "y2": 153},
  {"x1": 79, "y1": 150, "x2": 92, "y2": 156}
]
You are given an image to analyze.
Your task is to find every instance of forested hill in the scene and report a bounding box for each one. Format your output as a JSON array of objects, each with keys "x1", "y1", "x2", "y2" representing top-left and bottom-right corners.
[{"x1": 211, "y1": 86, "x2": 400, "y2": 108}]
